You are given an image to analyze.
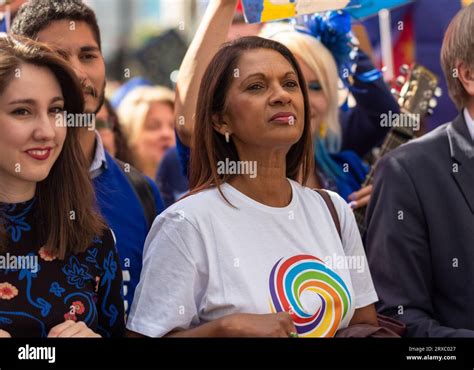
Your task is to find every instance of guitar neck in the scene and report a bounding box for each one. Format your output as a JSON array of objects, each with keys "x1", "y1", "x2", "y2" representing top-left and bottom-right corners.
[
  {"x1": 362, "y1": 121, "x2": 416, "y2": 187},
  {"x1": 354, "y1": 114, "x2": 418, "y2": 234}
]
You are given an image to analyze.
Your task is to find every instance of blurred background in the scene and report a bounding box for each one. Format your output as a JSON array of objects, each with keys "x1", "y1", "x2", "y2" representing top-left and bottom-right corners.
[{"x1": 85, "y1": 0, "x2": 208, "y2": 90}]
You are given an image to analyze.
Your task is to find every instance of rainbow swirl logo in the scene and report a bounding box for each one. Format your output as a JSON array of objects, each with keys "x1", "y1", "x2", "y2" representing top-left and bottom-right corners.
[{"x1": 269, "y1": 254, "x2": 352, "y2": 337}]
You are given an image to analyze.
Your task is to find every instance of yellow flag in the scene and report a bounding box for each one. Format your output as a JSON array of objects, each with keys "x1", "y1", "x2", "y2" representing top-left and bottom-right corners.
[{"x1": 261, "y1": 0, "x2": 296, "y2": 22}]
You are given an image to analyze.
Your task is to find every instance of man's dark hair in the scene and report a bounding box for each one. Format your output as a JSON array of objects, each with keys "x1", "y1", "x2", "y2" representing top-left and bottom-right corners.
[{"x1": 11, "y1": 0, "x2": 101, "y2": 50}]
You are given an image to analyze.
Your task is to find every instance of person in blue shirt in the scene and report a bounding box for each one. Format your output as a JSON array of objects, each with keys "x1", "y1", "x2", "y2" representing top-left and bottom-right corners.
[{"x1": 11, "y1": 0, "x2": 164, "y2": 316}]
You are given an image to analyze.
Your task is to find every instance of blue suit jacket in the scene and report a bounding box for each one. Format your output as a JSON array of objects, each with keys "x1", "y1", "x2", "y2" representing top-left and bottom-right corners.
[{"x1": 93, "y1": 153, "x2": 164, "y2": 315}]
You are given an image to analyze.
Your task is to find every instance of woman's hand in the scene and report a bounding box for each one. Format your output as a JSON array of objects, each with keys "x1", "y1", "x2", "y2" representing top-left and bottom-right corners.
[
  {"x1": 348, "y1": 185, "x2": 373, "y2": 209},
  {"x1": 47, "y1": 320, "x2": 101, "y2": 338},
  {"x1": 219, "y1": 312, "x2": 298, "y2": 337},
  {"x1": 0, "y1": 329, "x2": 11, "y2": 338}
]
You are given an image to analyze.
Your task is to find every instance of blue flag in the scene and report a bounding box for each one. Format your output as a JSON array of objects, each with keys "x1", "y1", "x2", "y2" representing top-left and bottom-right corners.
[{"x1": 347, "y1": 0, "x2": 413, "y2": 20}]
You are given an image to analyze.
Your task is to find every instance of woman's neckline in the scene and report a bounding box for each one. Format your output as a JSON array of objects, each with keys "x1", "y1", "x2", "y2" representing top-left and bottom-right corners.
[
  {"x1": 221, "y1": 179, "x2": 299, "y2": 214},
  {"x1": 0, "y1": 197, "x2": 36, "y2": 208}
]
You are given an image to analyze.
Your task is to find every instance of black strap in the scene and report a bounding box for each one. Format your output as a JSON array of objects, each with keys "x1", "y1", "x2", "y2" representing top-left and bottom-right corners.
[
  {"x1": 314, "y1": 189, "x2": 342, "y2": 242},
  {"x1": 115, "y1": 159, "x2": 157, "y2": 230}
]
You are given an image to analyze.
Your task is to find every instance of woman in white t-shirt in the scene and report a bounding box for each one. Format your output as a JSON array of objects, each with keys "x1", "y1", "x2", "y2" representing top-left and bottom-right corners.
[{"x1": 126, "y1": 35, "x2": 378, "y2": 338}]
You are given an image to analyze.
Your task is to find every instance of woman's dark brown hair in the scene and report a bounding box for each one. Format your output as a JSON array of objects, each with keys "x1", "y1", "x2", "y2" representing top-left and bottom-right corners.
[
  {"x1": 0, "y1": 34, "x2": 105, "y2": 259},
  {"x1": 189, "y1": 36, "x2": 313, "y2": 197}
]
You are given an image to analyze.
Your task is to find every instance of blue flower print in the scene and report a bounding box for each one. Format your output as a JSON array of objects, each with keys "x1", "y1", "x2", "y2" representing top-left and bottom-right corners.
[
  {"x1": 62, "y1": 256, "x2": 94, "y2": 289},
  {"x1": 49, "y1": 282, "x2": 65, "y2": 297}
]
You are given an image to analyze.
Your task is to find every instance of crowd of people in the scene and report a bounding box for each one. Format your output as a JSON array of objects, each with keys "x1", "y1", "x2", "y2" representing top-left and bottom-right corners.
[{"x1": 0, "y1": 0, "x2": 473, "y2": 338}]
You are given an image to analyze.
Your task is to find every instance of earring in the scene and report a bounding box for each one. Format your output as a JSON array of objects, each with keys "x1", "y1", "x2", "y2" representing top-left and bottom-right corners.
[
  {"x1": 225, "y1": 131, "x2": 230, "y2": 143},
  {"x1": 319, "y1": 122, "x2": 328, "y2": 138}
]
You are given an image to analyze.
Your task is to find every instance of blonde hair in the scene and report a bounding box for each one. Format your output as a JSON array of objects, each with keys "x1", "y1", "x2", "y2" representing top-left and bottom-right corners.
[
  {"x1": 117, "y1": 85, "x2": 175, "y2": 146},
  {"x1": 260, "y1": 23, "x2": 341, "y2": 152},
  {"x1": 441, "y1": 4, "x2": 474, "y2": 110}
]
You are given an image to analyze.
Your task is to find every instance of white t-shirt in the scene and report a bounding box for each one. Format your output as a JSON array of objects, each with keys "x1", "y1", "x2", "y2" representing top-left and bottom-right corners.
[{"x1": 127, "y1": 179, "x2": 378, "y2": 337}]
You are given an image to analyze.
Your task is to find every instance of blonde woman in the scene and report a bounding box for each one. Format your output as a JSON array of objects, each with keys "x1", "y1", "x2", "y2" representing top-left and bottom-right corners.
[
  {"x1": 118, "y1": 86, "x2": 175, "y2": 178},
  {"x1": 262, "y1": 18, "x2": 400, "y2": 203}
]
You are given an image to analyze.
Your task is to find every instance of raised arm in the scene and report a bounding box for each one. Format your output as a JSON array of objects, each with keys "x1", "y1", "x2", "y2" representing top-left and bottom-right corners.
[
  {"x1": 340, "y1": 48, "x2": 400, "y2": 158},
  {"x1": 175, "y1": 0, "x2": 238, "y2": 147}
]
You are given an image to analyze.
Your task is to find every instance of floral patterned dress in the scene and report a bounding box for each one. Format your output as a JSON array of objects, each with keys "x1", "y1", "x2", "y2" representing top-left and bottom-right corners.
[{"x1": 0, "y1": 198, "x2": 125, "y2": 337}]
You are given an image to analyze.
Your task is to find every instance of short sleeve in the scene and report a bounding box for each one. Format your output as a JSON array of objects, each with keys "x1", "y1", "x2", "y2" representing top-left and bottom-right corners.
[
  {"x1": 126, "y1": 211, "x2": 207, "y2": 337},
  {"x1": 327, "y1": 191, "x2": 378, "y2": 309}
]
